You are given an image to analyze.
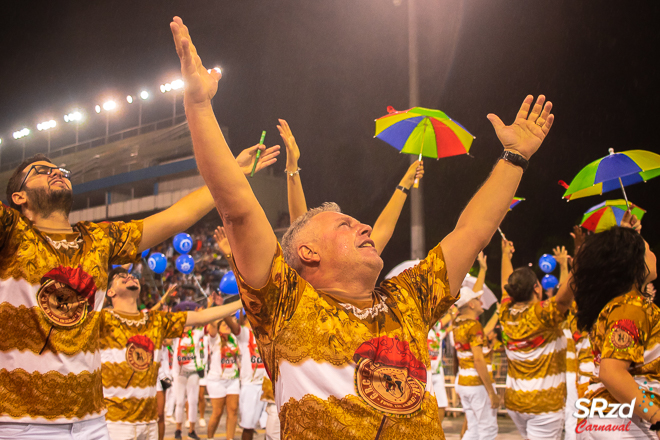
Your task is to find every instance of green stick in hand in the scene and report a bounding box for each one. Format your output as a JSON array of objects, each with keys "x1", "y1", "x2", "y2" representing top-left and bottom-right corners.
[{"x1": 250, "y1": 131, "x2": 267, "y2": 177}]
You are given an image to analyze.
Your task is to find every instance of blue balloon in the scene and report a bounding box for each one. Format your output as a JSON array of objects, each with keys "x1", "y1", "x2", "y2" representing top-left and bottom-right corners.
[
  {"x1": 173, "y1": 233, "x2": 194, "y2": 254},
  {"x1": 220, "y1": 271, "x2": 239, "y2": 295},
  {"x1": 148, "y1": 253, "x2": 167, "y2": 274},
  {"x1": 538, "y1": 254, "x2": 557, "y2": 273},
  {"x1": 541, "y1": 274, "x2": 559, "y2": 290},
  {"x1": 141, "y1": 248, "x2": 150, "y2": 258},
  {"x1": 176, "y1": 254, "x2": 195, "y2": 274}
]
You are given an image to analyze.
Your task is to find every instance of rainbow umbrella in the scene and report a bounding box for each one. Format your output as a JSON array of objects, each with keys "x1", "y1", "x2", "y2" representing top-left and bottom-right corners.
[
  {"x1": 581, "y1": 199, "x2": 646, "y2": 233},
  {"x1": 375, "y1": 106, "x2": 475, "y2": 187},
  {"x1": 509, "y1": 197, "x2": 525, "y2": 211},
  {"x1": 561, "y1": 149, "x2": 660, "y2": 206}
]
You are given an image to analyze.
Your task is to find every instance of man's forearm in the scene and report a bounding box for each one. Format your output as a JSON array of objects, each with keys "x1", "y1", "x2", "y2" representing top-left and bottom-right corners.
[
  {"x1": 456, "y1": 160, "x2": 522, "y2": 248},
  {"x1": 474, "y1": 354, "x2": 497, "y2": 395},
  {"x1": 186, "y1": 103, "x2": 277, "y2": 288},
  {"x1": 140, "y1": 186, "x2": 215, "y2": 252},
  {"x1": 501, "y1": 255, "x2": 514, "y2": 298},
  {"x1": 185, "y1": 301, "x2": 241, "y2": 327}
]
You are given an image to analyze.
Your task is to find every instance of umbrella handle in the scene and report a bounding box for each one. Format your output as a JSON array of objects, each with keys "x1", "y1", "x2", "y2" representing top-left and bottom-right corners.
[
  {"x1": 413, "y1": 150, "x2": 423, "y2": 189},
  {"x1": 618, "y1": 177, "x2": 630, "y2": 209}
]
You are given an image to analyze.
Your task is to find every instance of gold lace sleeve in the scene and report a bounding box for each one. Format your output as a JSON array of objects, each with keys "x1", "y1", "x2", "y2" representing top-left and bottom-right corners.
[
  {"x1": 98, "y1": 220, "x2": 144, "y2": 265},
  {"x1": 233, "y1": 244, "x2": 304, "y2": 342},
  {"x1": 468, "y1": 320, "x2": 485, "y2": 348},
  {"x1": 599, "y1": 302, "x2": 648, "y2": 363},
  {"x1": 161, "y1": 311, "x2": 188, "y2": 339},
  {"x1": 0, "y1": 202, "x2": 19, "y2": 256},
  {"x1": 534, "y1": 296, "x2": 568, "y2": 328},
  {"x1": 383, "y1": 242, "x2": 453, "y2": 326}
]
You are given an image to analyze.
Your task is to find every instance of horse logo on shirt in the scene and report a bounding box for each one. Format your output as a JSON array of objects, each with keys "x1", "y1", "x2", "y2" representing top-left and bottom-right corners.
[
  {"x1": 126, "y1": 335, "x2": 155, "y2": 372},
  {"x1": 353, "y1": 335, "x2": 427, "y2": 417},
  {"x1": 36, "y1": 266, "x2": 96, "y2": 328}
]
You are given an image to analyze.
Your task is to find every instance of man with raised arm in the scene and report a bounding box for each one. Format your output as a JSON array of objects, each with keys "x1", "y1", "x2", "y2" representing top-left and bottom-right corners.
[
  {"x1": 170, "y1": 16, "x2": 554, "y2": 439},
  {"x1": 0, "y1": 142, "x2": 276, "y2": 437}
]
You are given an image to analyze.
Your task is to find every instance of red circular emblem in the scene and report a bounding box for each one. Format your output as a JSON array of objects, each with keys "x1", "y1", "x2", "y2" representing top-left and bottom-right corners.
[
  {"x1": 36, "y1": 279, "x2": 88, "y2": 328},
  {"x1": 126, "y1": 342, "x2": 154, "y2": 372},
  {"x1": 353, "y1": 335, "x2": 428, "y2": 417},
  {"x1": 356, "y1": 358, "x2": 425, "y2": 415}
]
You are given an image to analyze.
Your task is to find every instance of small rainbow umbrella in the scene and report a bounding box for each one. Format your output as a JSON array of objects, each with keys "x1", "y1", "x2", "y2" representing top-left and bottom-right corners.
[
  {"x1": 581, "y1": 199, "x2": 646, "y2": 233},
  {"x1": 375, "y1": 106, "x2": 475, "y2": 187},
  {"x1": 561, "y1": 149, "x2": 660, "y2": 206},
  {"x1": 498, "y1": 197, "x2": 525, "y2": 238},
  {"x1": 509, "y1": 197, "x2": 525, "y2": 211}
]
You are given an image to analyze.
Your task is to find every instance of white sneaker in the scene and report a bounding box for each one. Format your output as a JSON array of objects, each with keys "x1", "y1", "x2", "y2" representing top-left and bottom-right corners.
[
  {"x1": 198, "y1": 418, "x2": 207, "y2": 427},
  {"x1": 185, "y1": 420, "x2": 190, "y2": 429}
]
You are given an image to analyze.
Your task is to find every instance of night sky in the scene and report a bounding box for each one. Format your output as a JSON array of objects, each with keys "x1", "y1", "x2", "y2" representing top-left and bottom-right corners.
[{"x1": 2, "y1": 1, "x2": 659, "y2": 291}]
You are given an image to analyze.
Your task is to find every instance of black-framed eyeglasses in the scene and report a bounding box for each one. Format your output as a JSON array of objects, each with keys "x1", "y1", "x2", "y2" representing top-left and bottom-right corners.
[
  {"x1": 115, "y1": 273, "x2": 138, "y2": 282},
  {"x1": 18, "y1": 165, "x2": 72, "y2": 192}
]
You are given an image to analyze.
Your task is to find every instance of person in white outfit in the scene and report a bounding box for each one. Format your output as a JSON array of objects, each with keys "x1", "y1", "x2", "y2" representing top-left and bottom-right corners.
[
  {"x1": 206, "y1": 317, "x2": 240, "y2": 439},
  {"x1": 452, "y1": 287, "x2": 500, "y2": 440},
  {"x1": 172, "y1": 320, "x2": 207, "y2": 440},
  {"x1": 235, "y1": 316, "x2": 267, "y2": 440}
]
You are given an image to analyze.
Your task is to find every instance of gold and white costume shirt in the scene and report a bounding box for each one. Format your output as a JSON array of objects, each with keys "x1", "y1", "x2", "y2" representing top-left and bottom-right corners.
[
  {"x1": 563, "y1": 306, "x2": 578, "y2": 375},
  {"x1": 585, "y1": 290, "x2": 660, "y2": 404},
  {"x1": 235, "y1": 243, "x2": 456, "y2": 440},
  {"x1": 452, "y1": 317, "x2": 492, "y2": 386},
  {"x1": 499, "y1": 296, "x2": 568, "y2": 414},
  {"x1": 0, "y1": 202, "x2": 142, "y2": 423},
  {"x1": 99, "y1": 309, "x2": 187, "y2": 424}
]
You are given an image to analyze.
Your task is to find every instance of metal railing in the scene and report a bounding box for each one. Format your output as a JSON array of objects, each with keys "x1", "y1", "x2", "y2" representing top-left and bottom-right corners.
[{"x1": 0, "y1": 114, "x2": 188, "y2": 173}]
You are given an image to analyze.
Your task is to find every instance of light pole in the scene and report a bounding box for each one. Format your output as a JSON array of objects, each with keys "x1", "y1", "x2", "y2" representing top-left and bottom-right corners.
[
  {"x1": 98, "y1": 100, "x2": 117, "y2": 143},
  {"x1": 407, "y1": 0, "x2": 425, "y2": 260},
  {"x1": 160, "y1": 79, "x2": 184, "y2": 124},
  {"x1": 37, "y1": 119, "x2": 57, "y2": 154},
  {"x1": 64, "y1": 110, "x2": 83, "y2": 144},
  {"x1": 13, "y1": 128, "x2": 30, "y2": 161},
  {"x1": 138, "y1": 90, "x2": 149, "y2": 133}
]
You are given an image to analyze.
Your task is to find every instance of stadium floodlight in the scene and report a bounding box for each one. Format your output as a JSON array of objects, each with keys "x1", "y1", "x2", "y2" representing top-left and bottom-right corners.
[
  {"x1": 207, "y1": 67, "x2": 222, "y2": 75},
  {"x1": 13, "y1": 128, "x2": 30, "y2": 139},
  {"x1": 102, "y1": 100, "x2": 117, "y2": 111},
  {"x1": 95, "y1": 105, "x2": 101, "y2": 114},
  {"x1": 126, "y1": 95, "x2": 133, "y2": 104},
  {"x1": 171, "y1": 79, "x2": 184, "y2": 90},
  {"x1": 0, "y1": 138, "x2": 3, "y2": 146},
  {"x1": 37, "y1": 120, "x2": 57, "y2": 131},
  {"x1": 140, "y1": 90, "x2": 149, "y2": 100},
  {"x1": 160, "y1": 83, "x2": 172, "y2": 93},
  {"x1": 64, "y1": 111, "x2": 83, "y2": 123}
]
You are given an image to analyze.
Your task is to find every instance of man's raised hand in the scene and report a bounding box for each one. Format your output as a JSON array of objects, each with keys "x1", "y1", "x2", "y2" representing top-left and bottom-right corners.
[
  {"x1": 399, "y1": 160, "x2": 424, "y2": 189},
  {"x1": 487, "y1": 95, "x2": 554, "y2": 160},
  {"x1": 170, "y1": 17, "x2": 222, "y2": 106},
  {"x1": 277, "y1": 119, "x2": 301, "y2": 171},
  {"x1": 236, "y1": 144, "x2": 281, "y2": 176}
]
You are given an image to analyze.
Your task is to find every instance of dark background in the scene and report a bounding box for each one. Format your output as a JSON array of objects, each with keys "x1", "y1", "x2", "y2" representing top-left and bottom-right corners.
[{"x1": 1, "y1": 1, "x2": 658, "y2": 292}]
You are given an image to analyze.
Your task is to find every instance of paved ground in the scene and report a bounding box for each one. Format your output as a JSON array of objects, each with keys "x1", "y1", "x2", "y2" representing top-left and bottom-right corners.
[{"x1": 162, "y1": 408, "x2": 526, "y2": 439}]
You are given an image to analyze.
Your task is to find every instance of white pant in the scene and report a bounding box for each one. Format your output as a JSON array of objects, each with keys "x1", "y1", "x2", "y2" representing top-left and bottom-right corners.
[
  {"x1": 107, "y1": 422, "x2": 157, "y2": 440},
  {"x1": 0, "y1": 416, "x2": 109, "y2": 440},
  {"x1": 455, "y1": 383, "x2": 498, "y2": 440},
  {"x1": 165, "y1": 386, "x2": 175, "y2": 418},
  {"x1": 508, "y1": 409, "x2": 564, "y2": 440},
  {"x1": 565, "y1": 372, "x2": 579, "y2": 440},
  {"x1": 432, "y1": 369, "x2": 449, "y2": 408},
  {"x1": 576, "y1": 414, "x2": 654, "y2": 439},
  {"x1": 265, "y1": 404, "x2": 280, "y2": 440},
  {"x1": 206, "y1": 376, "x2": 240, "y2": 399},
  {"x1": 239, "y1": 383, "x2": 267, "y2": 430},
  {"x1": 174, "y1": 371, "x2": 200, "y2": 424}
]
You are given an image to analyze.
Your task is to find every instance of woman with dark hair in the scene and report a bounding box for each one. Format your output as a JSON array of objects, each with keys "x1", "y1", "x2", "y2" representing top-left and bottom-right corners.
[
  {"x1": 573, "y1": 222, "x2": 658, "y2": 439},
  {"x1": 499, "y1": 239, "x2": 574, "y2": 439}
]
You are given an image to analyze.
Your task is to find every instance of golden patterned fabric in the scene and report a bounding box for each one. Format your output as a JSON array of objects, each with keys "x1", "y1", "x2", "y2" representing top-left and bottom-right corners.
[
  {"x1": 100, "y1": 309, "x2": 187, "y2": 423},
  {"x1": 451, "y1": 316, "x2": 492, "y2": 386},
  {"x1": 0, "y1": 368, "x2": 103, "y2": 420},
  {"x1": 499, "y1": 296, "x2": 568, "y2": 413},
  {"x1": 261, "y1": 377, "x2": 275, "y2": 403},
  {"x1": 564, "y1": 306, "x2": 578, "y2": 374},
  {"x1": 586, "y1": 291, "x2": 660, "y2": 404},
  {"x1": 279, "y1": 392, "x2": 443, "y2": 440},
  {"x1": 0, "y1": 202, "x2": 143, "y2": 422},
  {"x1": 105, "y1": 397, "x2": 157, "y2": 424},
  {"x1": 235, "y1": 243, "x2": 454, "y2": 438},
  {"x1": 0, "y1": 305, "x2": 100, "y2": 355}
]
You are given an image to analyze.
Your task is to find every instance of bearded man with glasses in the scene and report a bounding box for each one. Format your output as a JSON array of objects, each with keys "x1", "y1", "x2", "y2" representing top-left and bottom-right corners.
[{"x1": 0, "y1": 150, "x2": 277, "y2": 439}]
